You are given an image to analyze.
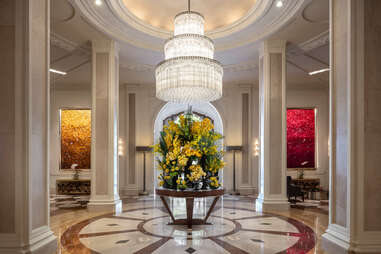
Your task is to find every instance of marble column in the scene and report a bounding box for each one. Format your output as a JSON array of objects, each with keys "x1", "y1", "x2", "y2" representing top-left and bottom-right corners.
[
  {"x1": 0, "y1": 0, "x2": 57, "y2": 253},
  {"x1": 322, "y1": 0, "x2": 381, "y2": 253},
  {"x1": 255, "y1": 40, "x2": 289, "y2": 211},
  {"x1": 88, "y1": 40, "x2": 122, "y2": 211}
]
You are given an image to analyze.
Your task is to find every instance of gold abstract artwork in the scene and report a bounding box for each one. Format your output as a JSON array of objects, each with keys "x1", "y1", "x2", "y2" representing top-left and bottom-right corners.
[{"x1": 60, "y1": 109, "x2": 91, "y2": 169}]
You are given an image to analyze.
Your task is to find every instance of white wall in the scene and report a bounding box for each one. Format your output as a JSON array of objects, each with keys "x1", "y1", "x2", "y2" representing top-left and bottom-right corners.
[
  {"x1": 49, "y1": 88, "x2": 92, "y2": 194},
  {"x1": 286, "y1": 88, "x2": 330, "y2": 190}
]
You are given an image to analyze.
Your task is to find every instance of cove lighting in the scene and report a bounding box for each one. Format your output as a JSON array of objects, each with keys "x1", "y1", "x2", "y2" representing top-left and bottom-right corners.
[
  {"x1": 276, "y1": 0, "x2": 283, "y2": 8},
  {"x1": 49, "y1": 69, "x2": 67, "y2": 75},
  {"x1": 308, "y1": 68, "x2": 330, "y2": 75},
  {"x1": 95, "y1": 0, "x2": 102, "y2": 6}
]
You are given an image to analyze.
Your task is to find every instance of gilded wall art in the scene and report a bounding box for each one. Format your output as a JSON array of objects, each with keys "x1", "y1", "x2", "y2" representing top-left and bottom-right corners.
[{"x1": 60, "y1": 109, "x2": 91, "y2": 169}]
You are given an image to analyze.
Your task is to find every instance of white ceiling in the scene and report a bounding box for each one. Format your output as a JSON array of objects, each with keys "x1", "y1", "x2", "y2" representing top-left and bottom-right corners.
[{"x1": 51, "y1": 0, "x2": 329, "y2": 90}]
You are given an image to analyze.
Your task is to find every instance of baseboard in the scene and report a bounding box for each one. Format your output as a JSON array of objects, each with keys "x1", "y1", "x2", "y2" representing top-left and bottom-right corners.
[
  {"x1": 120, "y1": 188, "x2": 139, "y2": 197},
  {"x1": 0, "y1": 227, "x2": 57, "y2": 254},
  {"x1": 322, "y1": 231, "x2": 350, "y2": 254},
  {"x1": 87, "y1": 199, "x2": 122, "y2": 212},
  {"x1": 255, "y1": 197, "x2": 289, "y2": 212},
  {"x1": 323, "y1": 230, "x2": 381, "y2": 254},
  {"x1": 238, "y1": 186, "x2": 256, "y2": 195}
]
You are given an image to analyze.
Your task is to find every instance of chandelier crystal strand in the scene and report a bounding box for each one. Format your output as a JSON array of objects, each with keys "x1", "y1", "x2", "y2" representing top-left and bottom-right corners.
[{"x1": 155, "y1": 3, "x2": 223, "y2": 104}]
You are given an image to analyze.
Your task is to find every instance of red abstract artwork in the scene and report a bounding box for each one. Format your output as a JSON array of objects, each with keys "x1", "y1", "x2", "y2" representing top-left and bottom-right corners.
[{"x1": 287, "y1": 109, "x2": 316, "y2": 169}]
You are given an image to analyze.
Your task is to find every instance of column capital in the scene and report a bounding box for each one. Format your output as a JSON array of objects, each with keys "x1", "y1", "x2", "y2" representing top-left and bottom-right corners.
[
  {"x1": 92, "y1": 39, "x2": 119, "y2": 54},
  {"x1": 259, "y1": 40, "x2": 287, "y2": 57}
]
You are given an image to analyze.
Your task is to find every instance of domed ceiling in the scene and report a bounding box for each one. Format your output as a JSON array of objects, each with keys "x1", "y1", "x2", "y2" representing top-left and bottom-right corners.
[
  {"x1": 122, "y1": 0, "x2": 257, "y2": 32},
  {"x1": 53, "y1": 0, "x2": 330, "y2": 89},
  {"x1": 71, "y1": 0, "x2": 309, "y2": 51}
]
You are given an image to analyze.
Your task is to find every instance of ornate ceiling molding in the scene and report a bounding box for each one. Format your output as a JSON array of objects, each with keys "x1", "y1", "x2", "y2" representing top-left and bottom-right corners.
[
  {"x1": 287, "y1": 30, "x2": 329, "y2": 57},
  {"x1": 109, "y1": 0, "x2": 270, "y2": 40},
  {"x1": 224, "y1": 62, "x2": 258, "y2": 72},
  {"x1": 51, "y1": 32, "x2": 91, "y2": 56},
  {"x1": 51, "y1": 32, "x2": 78, "y2": 51},
  {"x1": 120, "y1": 63, "x2": 154, "y2": 72},
  {"x1": 69, "y1": 0, "x2": 308, "y2": 52},
  {"x1": 299, "y1": 30, "x2": 329, "y2": 52},
  {"x1": 119, "y1": 61, "x2": 259, "y2": 73}
]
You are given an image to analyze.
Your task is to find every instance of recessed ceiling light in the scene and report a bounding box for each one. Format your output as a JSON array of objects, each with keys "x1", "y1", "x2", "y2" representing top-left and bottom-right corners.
[
  {"x1": 308, "y1": 68, "x2": 330, "y2": 75},
  {"x1": 95, "y1": 0, "x2": 102, "y2": 6},
  {"x1": 276, "y1": 0, "x2": 283, "y2": 8},
  {"x1": 49, "y1": 69, "x2": 67, "y2": 75}
]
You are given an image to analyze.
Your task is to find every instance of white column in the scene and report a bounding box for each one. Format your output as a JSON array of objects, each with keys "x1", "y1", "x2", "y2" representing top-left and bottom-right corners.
[
  {"x1": 0, "y1": 0, "x2": 57, "y2": 253},
  {"x1": 255, "y1": 40, "x2": 289, "y2": 211},
  {"x1": 88, "y1": 40, "x2": 121, "y2": 211},
  {"x1": 322, "y1": 1, "x2": 381, "y2": 253}
]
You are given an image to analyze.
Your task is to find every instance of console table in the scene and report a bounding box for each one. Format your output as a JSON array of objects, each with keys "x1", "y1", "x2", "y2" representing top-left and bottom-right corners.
[
  {"x1": 292, "y1": 178, "x2": 320, "y2": 200},
  {"x1": 56, "y1": 179, "x2": 91, "y2": 195},
  {"x1": 156, "y1": 188, "x2": 224, "y2": 229},
  {"x1": 292, "y1": 178, "x2": 320, "y2": 190}
]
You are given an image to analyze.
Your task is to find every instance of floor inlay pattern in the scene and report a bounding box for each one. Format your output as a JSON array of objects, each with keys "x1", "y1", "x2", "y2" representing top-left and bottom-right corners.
[{"x1": 61, "y1": 200, "x2": 316, "y2": 254}]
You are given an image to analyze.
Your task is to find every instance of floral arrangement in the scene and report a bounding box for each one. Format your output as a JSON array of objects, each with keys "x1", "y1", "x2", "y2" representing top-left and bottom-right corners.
[{"x1": 154, "y1": 113, "x2": 224, "y2": 190}]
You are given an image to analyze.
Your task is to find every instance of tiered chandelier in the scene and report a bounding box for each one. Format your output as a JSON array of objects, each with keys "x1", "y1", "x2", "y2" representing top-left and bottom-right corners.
[{"x1": 155, "y1": 0, "x2": 223, "y2": 104}]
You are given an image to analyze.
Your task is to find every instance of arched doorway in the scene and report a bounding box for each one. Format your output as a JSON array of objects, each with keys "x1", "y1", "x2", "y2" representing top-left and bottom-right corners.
[{"x1": 153, "y1": 102, "x2": 224, "y2": 190}]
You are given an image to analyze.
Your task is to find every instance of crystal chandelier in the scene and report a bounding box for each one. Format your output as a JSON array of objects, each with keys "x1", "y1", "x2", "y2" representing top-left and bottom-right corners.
[{"x1": 155, "y1": 0, "x2": 223, "y2": 104}]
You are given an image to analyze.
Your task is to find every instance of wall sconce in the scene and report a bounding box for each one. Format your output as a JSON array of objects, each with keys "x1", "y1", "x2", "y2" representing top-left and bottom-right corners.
[
  {"x1": 118, "y1": 138, "x2": 124, "y2": 156},
  {"x1": 254, "y1": 138, "x2": 260, "y2": 157}
]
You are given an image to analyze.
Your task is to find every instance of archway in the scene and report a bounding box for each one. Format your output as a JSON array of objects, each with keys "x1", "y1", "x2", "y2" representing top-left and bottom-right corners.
[{"x1": 153, "y1": 102, "x2": 224, "y2": 190}]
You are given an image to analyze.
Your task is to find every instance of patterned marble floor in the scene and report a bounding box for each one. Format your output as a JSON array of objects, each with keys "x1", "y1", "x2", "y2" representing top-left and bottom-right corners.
[{"x1": 52, "y1": 196, "x2": 328, "y2": 254}]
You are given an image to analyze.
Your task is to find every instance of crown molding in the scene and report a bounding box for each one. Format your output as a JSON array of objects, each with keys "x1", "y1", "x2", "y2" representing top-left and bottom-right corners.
[
  {"x1": 299, "y1": 30, "x2": 329, "y2": 52},
  {"x1": 50, "y1": 32, "x2": 91, "y2": 56},
  {"x1": 224, "y1": 62, "x2": 258, "y2": 72},
  {"x1": 70, "y1": 0, "x2": 308, "y2": 52},
  {"x1": 109, "y1": 0, "x2": 270, "y2": 40},
  {"x1": 287, "y1": 30, "x2": 329, "y2": 57},
  {"x1": 120, "y1": 63, "x2": 154, "y2": 72}
]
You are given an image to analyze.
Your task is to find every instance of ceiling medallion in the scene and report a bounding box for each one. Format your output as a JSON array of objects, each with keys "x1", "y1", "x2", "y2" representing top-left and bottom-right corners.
[{"x1": 155, "y1": 0, "x2": 223, "y2": 104}]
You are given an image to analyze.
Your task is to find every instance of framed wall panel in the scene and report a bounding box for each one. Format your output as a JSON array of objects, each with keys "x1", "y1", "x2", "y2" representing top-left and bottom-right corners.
[
  {"x1": 60, "y1": 109, "x2": 91, "y2": 170},
  {"x1": 286, "y1": 108, "x2": 316, "y2": 170}
]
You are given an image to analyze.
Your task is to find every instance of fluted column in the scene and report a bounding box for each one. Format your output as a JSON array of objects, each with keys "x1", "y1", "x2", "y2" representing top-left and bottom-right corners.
[
  {"x1": 0, "y1": 0, "x2": 57, "y2": 252},
  {"x1": 322, "y1": 1, "x2": 381, "y2": 253},
  {"x1": 255, "y1": 40, "x2": 289, "y2": 211},
  {"x1": 88, "y1": 39, "x2": 121, "y2": 211}
]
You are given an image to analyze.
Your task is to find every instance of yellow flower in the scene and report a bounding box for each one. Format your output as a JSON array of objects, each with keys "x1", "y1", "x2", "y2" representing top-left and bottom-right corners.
[
  {"x1": 181, "y1": 180, "x2": 186, "y2": 185},
  {"x1": 159, "y1": 181, "x2": 164, "y2": 186},
  {"x1": 178, "y1": 155, "x2": 188, "y2": 166},
  {"x1": 176, "y1": 179, "x2": 181, "y2": 184}
]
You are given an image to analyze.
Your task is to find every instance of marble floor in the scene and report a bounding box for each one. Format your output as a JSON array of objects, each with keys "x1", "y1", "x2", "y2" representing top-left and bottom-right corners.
[{"x1": 51, "y1": 196, "x2": 328, "y2": 254}]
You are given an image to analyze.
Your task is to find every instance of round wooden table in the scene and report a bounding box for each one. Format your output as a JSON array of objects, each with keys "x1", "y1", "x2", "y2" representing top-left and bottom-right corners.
[{"x1": 156, "y1": 188, "x2": 225, "y2": 229}]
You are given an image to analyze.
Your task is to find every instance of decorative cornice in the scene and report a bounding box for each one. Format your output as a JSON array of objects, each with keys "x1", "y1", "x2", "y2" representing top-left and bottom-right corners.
[
  {"x1": 224, "y1": 62, "x2": 258, "y2": 72},
  {"x1": 109, "y1": 0, "x2": 270, "y2": 40},
  {"x1": 287, "y1": 30, "x2": 329, "y2": 57},
  {"x1": 70, "y1": 0, "x2": 307, "y2": 52},
  {"x1": 299, "y1": 30, "x2": 329, "y2": 52},
  {"x1": 50, "y1": 32, "x2": 91, "y2": 56},
  {"x1": 120, "y1": 63, "x2": 154, "y2": 72},
  {"x1": 119, "y1": 61, "x2": 259, "y2": 73},
  {"x1": 51, "y1": 32, "x2": 77, "y2": 51}
]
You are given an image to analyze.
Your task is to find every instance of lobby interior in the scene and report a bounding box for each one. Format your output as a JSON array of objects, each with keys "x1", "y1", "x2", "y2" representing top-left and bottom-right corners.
[{"x1": 1, "y1": 0, "x2": 381, "y2": 253}]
